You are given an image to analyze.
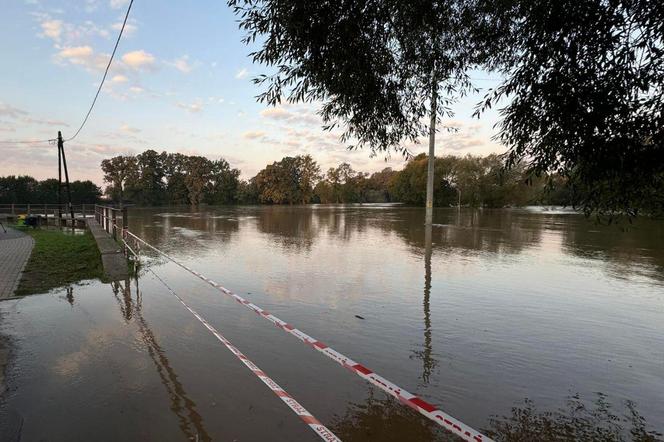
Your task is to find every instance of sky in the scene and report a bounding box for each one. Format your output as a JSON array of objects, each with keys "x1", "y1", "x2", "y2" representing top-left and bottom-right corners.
[{"x1": 0, "y1": 0, "x2": 507, "y2": 187}]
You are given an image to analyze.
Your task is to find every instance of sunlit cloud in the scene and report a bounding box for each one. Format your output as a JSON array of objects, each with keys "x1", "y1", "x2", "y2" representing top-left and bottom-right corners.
[
  {"x1": 170, "y1": 55, "x2": 193, "y2": 73},
  {"x1": 40, "y1": 19, "x2": 63, "y2": 41},
  {"x1": 243, "y1": 130, "x2": 265, "y2": 140},
  {"x1": 109, "y1": 74, "x2": 128, "y2": 84},
  {"x1": 121, "y1": 50, "x2": 155, "y2": 70}
]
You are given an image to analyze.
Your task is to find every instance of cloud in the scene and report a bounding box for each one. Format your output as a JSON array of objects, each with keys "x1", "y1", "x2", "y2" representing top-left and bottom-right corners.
[
  {"x1": 120, "y1": 124, "x2": 140, "y2": 133},
  {"x1": 110, "y1": 0, "x2": 129, "y2": 9},
  {"x1": 235, "y1": 68, "x2": 248, "y2": 79},
  {"x1": 260, "y1": 107, "x2": 291, "y2": 120},
  {"x1": 259, "y1": 105, "x2": 321, "y2": 126},
  {"x1": 111, "y1": 21, "x2": 137, "y2": 35},
  {"x1": 58, "y1": 45, "x2": 93, "y2": 59},
  {"x1": 0, "y1": 102, "x2": 68, "y2": 127},
  {"x1": 36, "y1": 14, "x2": 110, "y2": 44},
  {"x1": 242, "y1": 130, "x2": 266, "y2": 140},
  {"x1": 176, "y1": 101, "x2": 203, "y2": 113},
  {"x1": 121, "y1": 50, "x2": 155, "y2": 70},
  {"x1": 0, "y1": 102, "x2": 29, "y2": 119},
  {"x1": 40, "y1": 19, "x2": 63, "y2": 41},
  {"x1": 109, "y1": 74, "x2": 128, "y2": 84},
  {"x1": 171, "y1": 55, "x2": 193, "y2": 74},
  {"x1": 55, "y1": 45, "x2": 110, "y2": 72}
]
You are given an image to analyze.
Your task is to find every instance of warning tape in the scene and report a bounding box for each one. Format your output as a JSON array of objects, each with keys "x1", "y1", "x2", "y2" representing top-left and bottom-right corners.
[
  {"x1": 145, "y1": 266, "x2": 340, "y2": 442},
  {"x1": 125, "y1": 230, "x2": 493, "y2": 442}
]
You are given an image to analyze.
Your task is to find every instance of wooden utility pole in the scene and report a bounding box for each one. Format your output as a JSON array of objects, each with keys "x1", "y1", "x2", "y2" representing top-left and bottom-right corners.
[
  {"x1": 425, "y1": 72, "x2": 437, "y2": 226},
  {"x1": 58, "y1": 131, "x2": 75, "y2": 223},
  {"x1": 57, "y1": 134, "x2": 62, "y2": 222}
]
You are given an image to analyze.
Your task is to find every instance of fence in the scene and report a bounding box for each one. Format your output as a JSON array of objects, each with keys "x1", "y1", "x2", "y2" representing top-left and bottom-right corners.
[
  {"x1": 94, "y1": 204, "x2": 128, "y2": 242},
  {"x1": 0, "y1": 203, "x2": 95, "y2": 228},
  {"x1": 0, "y1": 203, "x2": 93, "y2": 217}
]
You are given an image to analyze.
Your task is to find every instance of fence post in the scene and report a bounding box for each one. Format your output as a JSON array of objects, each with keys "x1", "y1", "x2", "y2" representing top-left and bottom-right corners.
[
  {"x1": 82, "y1": 204, "x2": 86, "y2": 219},
  {"x1": 112, "y1": 209, "x2": 117, "y2": 240},
  {"x1": 122, "y1": 206, "x2": 128, "y2": 254},
  {"x1": 122, "y1": 207, "x2": 128, "y2": 237},
  {"x1": 105, "y1": 207, "x2": 109, "y2": 233},
  {"x1": 11, "y1": 203, "x2": 14, "y2": 215},
  {"x1": 27, "y1": 204, "x2": 31, "y2": 216}
]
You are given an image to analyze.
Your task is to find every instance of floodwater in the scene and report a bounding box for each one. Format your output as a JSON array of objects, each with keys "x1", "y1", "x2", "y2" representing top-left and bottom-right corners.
[{"x1": 1, "y1": 205, "x2": 663, "y2": 441}]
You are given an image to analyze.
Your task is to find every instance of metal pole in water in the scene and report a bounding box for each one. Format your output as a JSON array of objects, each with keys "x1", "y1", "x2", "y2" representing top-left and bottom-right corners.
[{"x1": 425, "y1": 69, "x2": 437, "y2": 226}]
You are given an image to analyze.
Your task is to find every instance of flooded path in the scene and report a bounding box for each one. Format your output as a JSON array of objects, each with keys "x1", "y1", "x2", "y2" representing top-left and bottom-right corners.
[{"x1": 1, "y1": 206, "x2": 663, "y2": 440}]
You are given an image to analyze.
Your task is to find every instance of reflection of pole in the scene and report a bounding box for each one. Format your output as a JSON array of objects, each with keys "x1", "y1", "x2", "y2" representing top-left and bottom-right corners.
[
  {"x1": 110, "y1": 280, "x2": 210, "y2": 441},
  {"x1": 425, "y1": 69, "x2": 437, "y2": 226},
  {"x1": 421, "y1": 223, "x2": 434, "y2": 383},
  {"x1": 66, "y1": 286, "x2": 74, "y2": 306}
]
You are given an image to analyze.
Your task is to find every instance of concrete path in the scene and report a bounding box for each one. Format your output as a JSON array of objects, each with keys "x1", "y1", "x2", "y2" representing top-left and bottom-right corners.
[
  {"x1": 0, "y1": 227, "x2": 34, "y2": 298},
  {"x1": 87, "y1": 219, "x2": 128, "y2": 280}
]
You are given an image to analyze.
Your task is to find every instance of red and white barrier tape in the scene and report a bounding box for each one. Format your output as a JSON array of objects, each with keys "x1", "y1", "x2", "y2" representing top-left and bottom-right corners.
[
  {"x1": 125, "y1": 230, "x2": 492, "y2": 442},
  {"x1": 146, "y1": 266, "x2": 340, "y2": 442}
]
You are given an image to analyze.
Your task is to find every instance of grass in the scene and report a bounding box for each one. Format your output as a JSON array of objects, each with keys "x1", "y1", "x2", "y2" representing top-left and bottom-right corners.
[{"x1": 15, "y1": 227, "x2": 105, "y2": 296}]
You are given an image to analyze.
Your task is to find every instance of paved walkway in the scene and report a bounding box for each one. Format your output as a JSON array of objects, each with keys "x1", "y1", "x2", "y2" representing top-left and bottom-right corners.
[{"x1": 0, "y1": 227, "x2": 34, "y2": 298}]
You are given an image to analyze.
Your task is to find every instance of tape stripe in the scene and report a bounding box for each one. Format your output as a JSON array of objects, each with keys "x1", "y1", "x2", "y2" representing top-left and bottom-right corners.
[
  {"x1": 146, "y1": 267, "x2": 340, "y2": 442},
  {"x1": 126, "y1": 230, "x2": 492, "y2": 442}
]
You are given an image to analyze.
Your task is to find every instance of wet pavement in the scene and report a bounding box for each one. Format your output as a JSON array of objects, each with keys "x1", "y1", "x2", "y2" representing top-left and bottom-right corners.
[{"x1": 0, "y1": 227, "x2": 33, "y2": 298}]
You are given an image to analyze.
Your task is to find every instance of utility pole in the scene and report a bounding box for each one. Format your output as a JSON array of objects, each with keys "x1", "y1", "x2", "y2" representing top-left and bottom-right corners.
[
  {"x1": 425, "y1": 69, "x2": 437, "y2": 226},
  {"x1": 57, "y1": 131, "x2": 75, "y2": 224},
  {"x1": 57, "y1": 135, "x2": 62, "y2": 222}
]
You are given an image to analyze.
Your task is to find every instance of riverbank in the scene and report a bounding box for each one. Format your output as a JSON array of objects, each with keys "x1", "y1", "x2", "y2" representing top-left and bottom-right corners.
[{"x1": 14, "y1": 227, "x2": 104, "y2": 296}]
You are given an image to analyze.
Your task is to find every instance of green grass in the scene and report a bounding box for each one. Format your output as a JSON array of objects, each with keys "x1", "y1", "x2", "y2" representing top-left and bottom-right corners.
[{"x1": 15, "y1": 227, "x2": 104, "y2": 296}]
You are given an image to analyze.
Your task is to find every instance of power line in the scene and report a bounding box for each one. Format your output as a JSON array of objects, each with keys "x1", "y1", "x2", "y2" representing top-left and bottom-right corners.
[
  {"x1": 0, "y1": 138, "x2": 55, "y2": 145},
  {"x1": 65, "y1": 0, "x2": 134, "y2": 142}
]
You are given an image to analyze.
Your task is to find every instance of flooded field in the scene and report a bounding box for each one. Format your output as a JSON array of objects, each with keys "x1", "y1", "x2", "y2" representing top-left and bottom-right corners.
[{"x1": 1, "y1": 205, "x2": 663, "y2": 441}]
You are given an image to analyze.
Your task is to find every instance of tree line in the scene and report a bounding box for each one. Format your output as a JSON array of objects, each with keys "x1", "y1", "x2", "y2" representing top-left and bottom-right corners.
[
  {"x1": 94, "y1": 149, "x2": 568, "y2": 207},
  {"x1": 0, "y1": 150, "x2": 569, "y2": 207},
  {"x1": 0, "y1": 175, "x2": 101, "y2": 204}
]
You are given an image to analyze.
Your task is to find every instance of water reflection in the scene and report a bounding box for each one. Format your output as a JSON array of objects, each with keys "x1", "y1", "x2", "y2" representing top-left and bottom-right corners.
[
  {"x1": 411, "y1": 223, "x2": 437, "y2": 384},
  {"x1": 331, "y1": 389, "x2": 455, "y2": 441},
  {"x1": 256, "y1": 206, "x2": 318, "y2": 251},
  {"x1": 332, "y1": 390, "x2": 662, "y2": 442},
  {"x1": 486, "y1": 393, "x2": 663, "y2": 442},
  {"x1": 110, "y1": 279, "x2": 211, "y2": 441}
]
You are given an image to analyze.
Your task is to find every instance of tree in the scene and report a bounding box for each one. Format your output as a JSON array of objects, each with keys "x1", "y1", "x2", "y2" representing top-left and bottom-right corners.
[
  {"x1": 230, "y1": 0, "x2": 481, "y2": 154},
  {"x1": 231, "y1": 0, "x2": 664, "y2": 217},
  {"x1": 389, "y1": 154, "x2": 457, "y2": 206},
  {"x1": 206, "y1": 158, "x2": 241, "y2": 205},
  {"x1": 474, "y1": 0, "x2": 664, "y2": 217},
  {"x1": 253, "y1": 155, "x2": 321, "y2": 204},
  {"x1": 69, "y1": 180, "x2": 102, "y2": 204},
  {"x1": 164, "y1": 153, "x2": 189, "y2": 205},
  {"x1": 101, "y1": 155, "x2": 138, "y2": 203},
  {"x1": 184, "y1": 156, "x2": 213, "y2": 206},
  {"x1": 135, "y1": 149, "x2": 166, "y2": 205},
  {"x1": 295, "y1": 155, "x2": 321, "y2": 204},
  {"x1": 0, "y1": 176, "x2": 38, "y2": 203}
]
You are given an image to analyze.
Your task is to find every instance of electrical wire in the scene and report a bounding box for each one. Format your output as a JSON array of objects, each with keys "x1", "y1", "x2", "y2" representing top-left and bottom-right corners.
[
  {"x1": 64, "y1": 0, "x2": 134, "y2": 142},
  {"x1": 0, "y1": 138, "x2": 55, "y2": 145}
]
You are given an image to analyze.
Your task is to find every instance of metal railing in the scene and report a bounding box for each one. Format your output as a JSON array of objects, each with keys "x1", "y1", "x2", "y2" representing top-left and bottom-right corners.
[
  {"x1": 94, "y1": 204, "x2": 128, "y2": 241},
  {"x1": 0, "y1": 203, "x2": 93, "y2": 217}
]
